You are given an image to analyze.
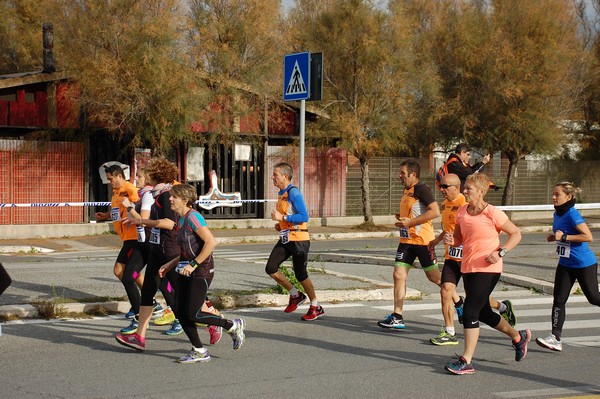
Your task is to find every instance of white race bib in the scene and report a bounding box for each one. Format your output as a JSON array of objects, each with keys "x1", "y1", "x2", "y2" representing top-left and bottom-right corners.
[
  {"x1": 149, "y1": 227, "x2": 161, "y2": 245},
  {"x1": 175, "y1": 261, "x2": 190, "y2": 275},
  {"x1": 556, "y1": 242, "x2": 571, "y2": 258},
  {"x1": 448, "y1": 245, "x2": 463, "y2": 260},
  {"x1": 110, "y1": 207, "x2": 121, "y2": 221},
  {"x1": 399, "y1": 228, "x2": 409, "y2": 239},
  {"x1": 279, "y1": 229, "x2": 290, "y2": 244},
  {"x1": 136, "y1": 226, "x2": 146, "y2": 242}
]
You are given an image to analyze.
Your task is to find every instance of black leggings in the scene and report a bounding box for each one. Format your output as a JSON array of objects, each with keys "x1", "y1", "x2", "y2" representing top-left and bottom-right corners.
[
  {"x1": 175, "y1": 274, "x2": 234, "y2": 349},
  {"x1": 119, "y1": 243, "x2": 146, "y2": 313},
  {"x1": 0, "y1": 263, "x2": 12, "y2": 296},
  {"x1": 551, "y1": 263, "x2": 600, "y2": 340},
  {"x1": 140, "y1": 246, "x2": 178, "y2": 311},
  {"x1": 462, "y1": 272, "x2": 502, "y2": 329}
]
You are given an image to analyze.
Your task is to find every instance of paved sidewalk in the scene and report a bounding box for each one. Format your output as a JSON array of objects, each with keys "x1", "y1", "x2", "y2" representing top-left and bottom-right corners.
[{"x1": 0, "y1": 218, "x2": 595, "y2": 319}]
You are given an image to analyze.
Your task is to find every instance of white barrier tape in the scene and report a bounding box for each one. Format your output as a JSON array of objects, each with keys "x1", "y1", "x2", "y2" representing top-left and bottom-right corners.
[
  {"x1": 0, "y1": 202, "x2": 111, "y2": 208},
  {"x1": 1, "y1": 201, "x2": 598, "y2": 211},
  {"x1": 0, "y1": 199, "x2": 277, "y2": 208},
  {"x1": 497, "y1": 203, "x2": 600, "y2": 211}
]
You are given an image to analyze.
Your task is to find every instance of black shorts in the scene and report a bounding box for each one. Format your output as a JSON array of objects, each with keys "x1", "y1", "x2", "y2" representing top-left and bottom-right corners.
[
  {"x1": 265, "y1": 240, "x2": 311, "y2": 282},
  {"x1": 394, "y1": 243, "x2": 438, "y2": 271},
  {"x1": 441, "y1": 259, "x2": 462, "y2": 285},
  {"x1": 116, "y1": 240, "x2": 142, "y2": 264}
]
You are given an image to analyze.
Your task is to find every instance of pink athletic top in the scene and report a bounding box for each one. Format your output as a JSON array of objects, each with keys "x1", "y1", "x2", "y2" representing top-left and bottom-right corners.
[{"x1": 456, "y1": 204, "x2": 508, "y2": 274}]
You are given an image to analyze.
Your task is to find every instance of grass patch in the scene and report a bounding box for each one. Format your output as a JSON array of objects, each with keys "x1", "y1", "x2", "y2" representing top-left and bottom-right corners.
[
  {"x1": 0, "y1": 314, "x2": 21, "y2": 322},
  {"x1": 212, "y1": 287, "x2": 280, "y2": 297},
  {"x1": 76, "y1": 295, "x2": 128, "y2": 303},
  {"x1": 351, "y1": 222, "x2": 391, "y2": 232},
  {"x1": 278, "y1": 265, "x2": 304, "y2": 294}
]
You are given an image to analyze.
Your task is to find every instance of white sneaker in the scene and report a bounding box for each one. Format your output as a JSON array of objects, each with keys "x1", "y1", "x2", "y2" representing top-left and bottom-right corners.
[{"x1": 536, "y1": 334, "x2": 562, "y2": 352}]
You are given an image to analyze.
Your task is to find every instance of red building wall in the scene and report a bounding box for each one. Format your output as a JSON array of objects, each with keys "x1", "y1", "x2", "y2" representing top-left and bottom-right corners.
[{"x1": 0, "y1": 140, "x2": 85, "y2": 224}]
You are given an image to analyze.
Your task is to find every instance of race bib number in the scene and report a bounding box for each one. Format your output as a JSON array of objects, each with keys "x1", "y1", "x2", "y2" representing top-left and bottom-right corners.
[
  {"x1": 149, "y1": 227, "x2": 161, "y2": 245},
  {"x1": 448, "y1": 245, "x2": 463, "y2": 259},
  {"x1": 399, "y1": 228, "x2": 410, "y2": 239},
  {"x1": 279, "y1": 229, "x2": 290, "y2": 244},
  {"x1": 175, "y1": 261, "x2": 190, "y2": 275},
  {"x1": 136, "y1": 226, "x2": 146, "y2": 242},
  {"x1": 556, "y1": 242, "x2": 571, "y2": 258},
  {"x1": 110, "y1": 207, "x2": 121, "y2": 221}
]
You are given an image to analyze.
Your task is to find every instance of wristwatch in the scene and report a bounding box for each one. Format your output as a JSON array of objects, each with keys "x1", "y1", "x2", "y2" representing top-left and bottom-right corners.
[
  {"x1": 498, "y1": 248, "x2": 508, "y2": 258},
  {"x1": 126, "y1": 206, "x2": 134, "y2": 212},
  {"x1": 560, "y1": 234, "x2": 568, "y2": 243}
]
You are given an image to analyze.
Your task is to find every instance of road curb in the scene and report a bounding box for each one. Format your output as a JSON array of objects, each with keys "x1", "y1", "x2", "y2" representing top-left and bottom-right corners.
[{"x1": 0, "y1": 288, "x2": 421, "y2": 319}]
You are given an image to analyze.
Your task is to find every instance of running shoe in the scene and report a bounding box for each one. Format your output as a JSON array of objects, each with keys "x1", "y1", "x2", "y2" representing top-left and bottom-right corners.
[
  {"x1": 430, "y1": 328, "x2": 459, "y2": 346},
  {"x1": 284, "y1": 292, "x2": 307, "y2": 313},
  {"x1": 115, "y1": 332, "x2": 145, "y2": 351},
  {"x1": 120, "y1": 317, "x2": 138, "y2": 335},
  {"x1": 377, "y1": 314, "x2": 405, "y2": 329},
  {"x1": 207, "y1": 325, "x2": 223, "y2": 345},
  {"x1": 513, "y1": 329, "x2": 531, "y2": 362},
  {"x1": 228, "y1": 318, "x2": 245, "y2": 350},
  {"x1": 501, "y1": 300, "x2": 517, "y2": 327},
  {"x1": 124, "y1": 307, "x2": 135, "y2": 320},
  {"x1": 178, "y1": 348, "x2": 211, "y2": 364},
  {"x1": 536, "y1": 334, "x2": 562, "y2": 352},
  {"x1": 455, "y1": 296, "x2": 464, "y2": 324},
  {"x1": 445, "y1": 356, "x2": 475, "y2": 375},
  {"x1": 154, "y1": 308, "x2": 175, "y2": 326},
  {"x1": 152, "y1": 300, "x2": 165, "y2": 317},
  {"x1": 302, "y1": 305, "x2": 324, "y2": 321},
  {"x1": 165, "y1": 320, "x2": 183, "y2": 336}
]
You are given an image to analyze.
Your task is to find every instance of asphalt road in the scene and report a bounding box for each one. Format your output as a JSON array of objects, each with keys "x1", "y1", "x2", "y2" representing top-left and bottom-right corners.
[
  {"x1": 1, "y1": 294, "x2": 600, "y2": 399},
  {"x1": 0, "y1": 233, "x2": 565, "y2": 306},
  {"x1": 2, "y1": 232, "x2": 600, "y2": 398}
]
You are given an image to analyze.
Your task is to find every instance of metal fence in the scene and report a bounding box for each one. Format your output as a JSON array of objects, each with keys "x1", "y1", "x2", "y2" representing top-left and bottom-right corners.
[
  {"x1": 0, "y1": 140, "x2": 85, "y2": 224},
  {"x1": 346, "y1": 157, "x2": 600, "y2": 217}
]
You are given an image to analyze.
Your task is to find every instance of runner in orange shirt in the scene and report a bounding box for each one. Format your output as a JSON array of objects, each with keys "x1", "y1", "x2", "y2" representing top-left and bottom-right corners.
[
  {"x1": 95, "y1": 164, "x2": 146, "y2": 334},
  {"x1": 378, "y1": 160, "x2": 444, "y2": 330}
]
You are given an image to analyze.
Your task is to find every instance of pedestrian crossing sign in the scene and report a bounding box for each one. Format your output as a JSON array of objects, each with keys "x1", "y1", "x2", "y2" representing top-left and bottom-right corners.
[{"x1": 284, "y1": 52, "x2": 310, "y2": 101}]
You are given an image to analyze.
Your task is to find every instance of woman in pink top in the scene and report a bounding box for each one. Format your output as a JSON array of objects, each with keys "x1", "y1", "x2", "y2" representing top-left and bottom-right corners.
[{"x1": 444, "y1": 173, "x2": 529, "y2": 375}]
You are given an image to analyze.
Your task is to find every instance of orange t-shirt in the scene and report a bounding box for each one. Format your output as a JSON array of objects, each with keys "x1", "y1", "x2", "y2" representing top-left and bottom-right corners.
[
  {"x1": 441, "y1": 194, "x2": 467, "y2": 260},
  {"x1": 398, "y1": 182, "x2": 436, "y2": 245},
  {"x1": 456, "y1": 204, "x2": 508, "y2": 274},
  {"x1": 110, "y1": 181, "x2": 139, "y2": 241}
]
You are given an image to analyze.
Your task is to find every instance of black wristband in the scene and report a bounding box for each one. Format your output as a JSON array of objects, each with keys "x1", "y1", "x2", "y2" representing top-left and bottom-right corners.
[
  {"x1": 560, "y1": 234, "x2": 568, "y2": 243},
  {"x1": 190, "y1": 259, "x2": 199, "y2": 269},
  {"x1": 126, "y1": 206, "x2": 134, "y2": 212}
]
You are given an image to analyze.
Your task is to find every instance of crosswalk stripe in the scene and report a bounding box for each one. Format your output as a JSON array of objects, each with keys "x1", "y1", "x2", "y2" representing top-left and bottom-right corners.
[
  {"x1": 373, "y1": 296, "x2": 600, "y2": 348},
  {"x1": 494, "y1": 386, "x2": 600, "y2": 398},
  {"x1": 214, "y1": 250, "x2": 261, "y2": 255},
  {"x1": 372, "y1": 295, "x2": 594, "y2": 312},
  {"x1": 237, "y1": 303, "x2": 365, "y2": 313}
]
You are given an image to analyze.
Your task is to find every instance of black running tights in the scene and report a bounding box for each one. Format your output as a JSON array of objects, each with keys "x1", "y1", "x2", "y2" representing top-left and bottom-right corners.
[
  {"x1": 551, "y1": 263, "x2": 600, "y2": 340},
  {"x1": 0, "y1": 262, "x2": 11, "y2": 296},
  {"x1": 175, "y1": 275, "x2": 233, "y2": 348}
]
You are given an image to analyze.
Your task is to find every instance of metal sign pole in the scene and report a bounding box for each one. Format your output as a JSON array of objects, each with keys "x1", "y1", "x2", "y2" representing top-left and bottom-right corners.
[{"x1": 299, "y1": 99, "x2": 306, "y2": 192}]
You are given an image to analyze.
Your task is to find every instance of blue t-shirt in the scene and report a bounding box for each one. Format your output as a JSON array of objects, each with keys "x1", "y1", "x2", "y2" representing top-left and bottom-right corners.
[{"x1": 553, "y1": 207, "x2": 597, "y2": 268}]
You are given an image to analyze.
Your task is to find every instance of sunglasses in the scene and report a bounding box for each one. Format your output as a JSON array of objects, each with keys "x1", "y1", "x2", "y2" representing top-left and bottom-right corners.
[{"x1": 440, "y1": 184, "x2": 458, "y2": 189}]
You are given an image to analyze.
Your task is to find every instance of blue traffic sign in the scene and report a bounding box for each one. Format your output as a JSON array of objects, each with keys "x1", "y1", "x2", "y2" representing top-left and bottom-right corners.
[{"x1": 283, "y1": 52, "x2": 310, "y2": 101}]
